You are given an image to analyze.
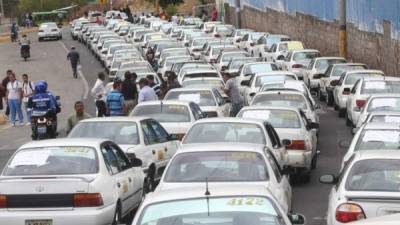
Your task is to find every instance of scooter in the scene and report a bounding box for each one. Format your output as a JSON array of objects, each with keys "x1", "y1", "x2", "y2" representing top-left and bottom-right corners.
[{"x1": 30, "y1": 96, "x2": 61, "y2": 140}]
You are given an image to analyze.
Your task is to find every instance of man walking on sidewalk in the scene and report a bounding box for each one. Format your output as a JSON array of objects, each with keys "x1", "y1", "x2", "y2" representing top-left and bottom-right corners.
[
  {"x1": 91, "y1": 72, "x2": 107, "y2": 117},
  {"x1": 67, "y1": 46, "x2": 80, "y2": 78}
]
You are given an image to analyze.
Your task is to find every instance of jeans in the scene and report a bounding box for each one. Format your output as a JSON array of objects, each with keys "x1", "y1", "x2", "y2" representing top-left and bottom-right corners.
[
  {"x1": 71, "y1": 63, "x2": 78, "y2": 78},
  {"x1": 8, "y1": 99, "x2": 23, "y2": 125},
  {"x1": 24, "y1": 101, "x2": 31, "y2": 123},
  {"x1": 230, "y1": 103, "x2": 243, "y2": 117},
  {"x1": 95, "y1": 100, "x2": 107, "y2": 117}
]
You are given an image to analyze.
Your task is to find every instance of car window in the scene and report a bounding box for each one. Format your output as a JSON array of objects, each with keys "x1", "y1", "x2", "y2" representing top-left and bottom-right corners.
[
  {"x1": 265, "y1": 150, "x2": 282, "y2": 182},
  {"x1": 367, "y1": 97, "x2": 400, "y2": 112},
  {"x1": 101, "y1": 144, "x2": 121, "y2": 174},
  {"x1": 141, "y1": 121, "x2": 159, "y2": 145},
  {"x1": 265, "y1": 125, "x2": 278, "y2": 148},
  {"x1": 239, "y1": 109, "x2": 301, "y2": 129},
  {"x1": 109, "y1": 144, "x2": 131, "y2": 171},
  {"x1": 164, "y1": 151, "x2": 269, "y2": 182},
  {"x1": 148, "y1": 120, "x2": 169, "y2": 143},
  {"x1": 165, "y1": 90, "x2": 217, "y2": 106},
  {"x1": 351, "y1": 80, "x2": 360, "y2": 94},
  {"x1": 213, "y1": 89, "x2": 224, "y2": 106},
  {"x1": 133, "y1": 105, "x2": 191, "y2": 123},
  {"x1": 345, "y1": 73, "x2": 382, "y2": 85},
  {"x1": 252, "y1": 93, "x2": 307, "y2": 109},
  {"x1": 355, "y1": 129, "x2": 400, "y2": 150}
]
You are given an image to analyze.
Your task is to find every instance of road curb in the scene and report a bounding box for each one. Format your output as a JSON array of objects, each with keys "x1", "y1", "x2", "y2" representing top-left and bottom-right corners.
[{"x1": 0, "y1": 28, "x2": 38, "y2": 44}]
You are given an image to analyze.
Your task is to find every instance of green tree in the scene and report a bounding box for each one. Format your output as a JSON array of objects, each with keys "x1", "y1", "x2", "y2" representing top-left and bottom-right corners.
[
  {"x1": 18, "y1": 0, "x2": 87, "y2": 13},
  {"x1": 159, "y1": 0, "x2": 183, "y2": 9}
]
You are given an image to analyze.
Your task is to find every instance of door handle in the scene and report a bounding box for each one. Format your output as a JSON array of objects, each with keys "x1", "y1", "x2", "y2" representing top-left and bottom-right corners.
[
  {"x1": 152, "y1": 150, "x2": 156, "y2": 154},
  {"x1": 164, "y1": 147, "x2": 168, "y2": 152},
  {"x1": 128, "y1": 178, "x2": 132, "y2": 183},
  {"x1": 117, "y1": 182, "x2": 121, "y2": 188}
]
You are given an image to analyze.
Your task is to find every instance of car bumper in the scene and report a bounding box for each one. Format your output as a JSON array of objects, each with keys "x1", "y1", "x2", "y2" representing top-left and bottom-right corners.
[
  {"x1": 38, "y1": 33, "x2": 61, "y2": 39},
  {"x1": 0, "y1": 204, "x2": 115, "y2": 225},
  {"x1": 287, "y1": 150, "x2": 313, "y2": 169}
]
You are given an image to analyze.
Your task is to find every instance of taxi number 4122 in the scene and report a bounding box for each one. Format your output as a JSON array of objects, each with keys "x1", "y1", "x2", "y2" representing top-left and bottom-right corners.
[{"x1": 227, "y1": 198, "x2": 264, "y2": 206}]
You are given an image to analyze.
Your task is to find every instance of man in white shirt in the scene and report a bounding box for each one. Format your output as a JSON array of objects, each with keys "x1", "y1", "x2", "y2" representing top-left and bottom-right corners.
[
  {"x1": 5, "y1": 72, "x2": 23, "y2": 126},
  {"x1": 22, "y1": 74, "x2": 34, "y2": 125},
  {"x1": 138, "y1": 78, "x2": 157, "y2": 103},
  {"x1": 90, "y1": 72, "x2": 107, "y2": 117}
]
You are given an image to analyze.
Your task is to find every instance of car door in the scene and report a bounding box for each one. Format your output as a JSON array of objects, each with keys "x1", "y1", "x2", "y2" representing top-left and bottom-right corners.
[
  {"x1": 100, "y1": 143, "x2": 135, "y2": 216},
  {"x1": 347, "y1": 80, "x2": 360, "y2": 122},
  {"x1": 213, "y1": 88, "x2": 229, "y2": 116},
  {"x1": 265, "y1": 123, "x2": 287, "y2": 166},
  {"x1": 265, "y1": 149, "x2": 291, "y2": 212},
  {"x1": 334, "y1": 73, "x2": 346, "y2": 106},
  {"x1": 147, "y1": 119, "x2": 178, "y2": 177}
]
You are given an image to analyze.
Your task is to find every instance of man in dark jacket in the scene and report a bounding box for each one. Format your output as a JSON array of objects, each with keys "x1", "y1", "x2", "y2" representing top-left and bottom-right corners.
[{"x1": 67, "y1": 46, "x2": 80, "y2": 78}]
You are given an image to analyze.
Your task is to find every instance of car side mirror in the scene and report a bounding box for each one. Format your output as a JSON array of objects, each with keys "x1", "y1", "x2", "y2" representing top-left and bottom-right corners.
[
  {"x1": 240, "y1": 80, "x2": 250, "y2": 86},
  {"x1": 168, "y1": 134, "x2": 179, "y2": 141},
  {"x1": 288, "y1": 213, "x2": 306, "y2": 225},
  {"x1": 221, "y1": 66, "x2": 228, "y2": 72},
  {"x1": 282, "y1": 139, "x2": 291, "y2": 147},
  {"x1": 307, "y1": 122, "x2": 319, "y2": 130},
  {"x1": 319, "y1": 174, "x2": 337, "y2": 184},
  {"x1": 330, "y1": 80, "x2": 339, "y2": 86},
  {"x1": 184, "y1": 43, "x2": 189, "y2": 47},
  {"x1": 130, "y1": 157, "x2": 143, "y2": 167}
]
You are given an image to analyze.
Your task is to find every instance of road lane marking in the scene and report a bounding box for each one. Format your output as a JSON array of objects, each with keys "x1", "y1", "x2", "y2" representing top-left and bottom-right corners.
[{"x1": 58, "y1": 41, "x2": 89, "y2": 100}]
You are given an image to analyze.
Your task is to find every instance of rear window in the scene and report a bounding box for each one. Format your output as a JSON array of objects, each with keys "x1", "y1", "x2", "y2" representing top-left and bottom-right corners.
[
  {"x1": 370, "y1": 115, "x2": 400, "y2": 123},
  {"x1": 315, "y1": 59, "x2": 345, "y2": 71},
  {"x1": 367, "y1": 98, "x2": 400, "y2": 112},
  {"x1": 345, "y1": 73, "x2": 383, "y2": 85},
  {"x1": 255, "y1": 75, "x2": 296, "y2": 87},
  {"x1": 133, "y1": 105, "x2": 190, "y2": 122},
  {"x1": 252, "y1": 94, "x2": 307, "y2": 109},
  {"x1": 361, "y1": 81, "x2": 400, "y2": 94},
  {"x1": 164, "y1": 151, "x2": 268, "y2": 182},
  {"x1": 331, "y1": 65, "x2": 366, "y2": 77},
  {"x1": 245, "y1": 64, "x2": 278, "y2": 74},
  {"x1": 165, "y1": 91, "x2": 216, "y2": 106},
  {"x1": 355, "y1": 129, "x2": 400, "y2": 151},
  {"x1": 4, "y1": 147, "x2": 98, "y2": 176},
  {"x1": 239, "y1": 109, "x2": 301, "y2": 128},
  {"x1": 222, "y1": 53, "x2": 248, "y2": 62},
  {"x1": 293, "y1": 52, "x2": 320, "y2": 61}
]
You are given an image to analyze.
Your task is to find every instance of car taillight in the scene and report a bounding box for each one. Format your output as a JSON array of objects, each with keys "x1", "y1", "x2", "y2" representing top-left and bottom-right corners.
[
  {"x1": 336, "y1": 203, "x2": 365, "y2": 223},
  {"x1": 356, "y1": 99, "x2": 366, "y2": 108},
  {"x1": 0, "y1": 195, "x2": 6, "y2": 208},
  {"x1": 342, "y1": 90, "x2": 350, "y2": 95},
  {"x1": 250, "y1": 43, "x2": 255, "y2": 47},
  {"x1": 74, "y1": 193, "x2": 103, "y2": 207},
  {"x1": 292, "y1": 64, "x2": 302, "y2": 68},
  {"x1": 286, "y1": 140, "x2": 306, "y2": 150}
]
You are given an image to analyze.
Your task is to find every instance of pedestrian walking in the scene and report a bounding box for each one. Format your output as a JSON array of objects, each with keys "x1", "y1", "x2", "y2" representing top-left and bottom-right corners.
[
  {"x1": 146, "y1": 74, "x2": 160, "y2": 96},
  {"x1": 21, "y1": 74, "x2": 35, "y2": 125},
  {"x1": 138, "y1": 78, "x2": 158, "y2": 103},
  {"x1": 67, "y1": 46, "x2": 80, "y2": 78},
  {"x1": 166, "y1": 71, "x2": 181, "y2": 90},
  {"x1": 6, "y1": 72, "x2": 24, "y2": 126},
  {"x1": 107, "y1": 80, "x2": 127, "y2": 116},
  {"x1": 121, "y1": 72, "x2": 138, "y2": 113},
  {"x1": 91, "y1": 72, "x2": 107, "y2": 117},
  {"x1": 66, "y1": 101, "x2": 91, "y2": 134},
  {"x1": 211, "y1": 7, "x2": 218, "y2": 21},
  {"x1": 222, "y1": 72, "x2": 243, "y2": 117},
  {"x1": 1, "y1": 70, "x2": 12, "y2": 117}
]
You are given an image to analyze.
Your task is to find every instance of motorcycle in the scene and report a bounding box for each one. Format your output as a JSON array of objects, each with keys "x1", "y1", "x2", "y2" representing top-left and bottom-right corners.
[
  {"x1": 10, "y1": 31, "x2": 17, "y2": 42},
  {"x1": 30, "y1": 96, "x2": 61, "y2": 140},
  {"x1": 20, "y1": 45, "x2": 30, "y2": 61}
]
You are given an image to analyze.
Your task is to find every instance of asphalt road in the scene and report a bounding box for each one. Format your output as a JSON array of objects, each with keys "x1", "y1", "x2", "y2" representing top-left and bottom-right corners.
[{"x1": 0, "y1": 27, "x2": 354, "y2": 225}]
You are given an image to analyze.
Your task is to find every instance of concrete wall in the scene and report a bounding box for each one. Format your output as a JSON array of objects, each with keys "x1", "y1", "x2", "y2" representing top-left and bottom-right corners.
[{"x1": 225, "y1": 5, "x2": 400, "y2": 75}]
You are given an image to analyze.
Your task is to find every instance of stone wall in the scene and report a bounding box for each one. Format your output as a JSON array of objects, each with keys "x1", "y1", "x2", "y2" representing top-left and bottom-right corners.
[{"x1": 225, "y1": 5, "x2": 400, "y2": 75}]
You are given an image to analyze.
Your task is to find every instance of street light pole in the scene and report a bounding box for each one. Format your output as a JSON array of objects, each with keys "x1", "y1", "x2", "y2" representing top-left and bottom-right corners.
[
  {"x1": 235, "y1": 0, "x2": 241, "y2": 28},
  {"x1": 339, "y1": 0, "x2": 347, "y2": 58}
]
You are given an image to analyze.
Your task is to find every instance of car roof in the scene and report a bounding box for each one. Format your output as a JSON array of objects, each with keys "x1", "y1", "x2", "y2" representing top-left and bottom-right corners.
[
  {"x1": 345, "y1": 69, "x2": 384, "y2": 75},
  {"x1": 184, "y1": 69, "x2": 218, "y2": 74},
  {"x1": 77, "y1": 116, "x2": 151, "y2": 123},
  {"x1": 178, "y1": 143, "x2": 265, "y2": 153},
  {"x1": 254, "y1": 71, "x2": 297, "y2": 76},
  {"x1": 240, "y1": 105, "x2": 300, "y2": 113},
  {"x1": 135, "y1": 100, "x2": 191, "y2": 106},
  {"x1": 183, "y1": 77, "x2": 223, "y2": 81},
  {"x1": 256, "y1": 90, "x2": 305, "y2": 96},
  {"x1": 368, "y1": 93, "x2": 400, "y2": 98},
  {"x1": 363, "y1": 122, "x2": 400, "y2": 130},
  {"x1": 315, "y1": 56, "x2": 346, "y2": 60},
  {"x1": 19, "y1": 138, "x2": 107, "y2": 150},
  {"x1": 168, "y1": 87, "x2": 215, "y2": 92},
  {"x1": 290, "y1": 49, "x2": 319, "y2": 53},
  {"x1": 144, "y1": 184, "x2": 275, "y2": 204},
  {"x1": 191, "y1": 117, "x2": 266, "y2": 125}
]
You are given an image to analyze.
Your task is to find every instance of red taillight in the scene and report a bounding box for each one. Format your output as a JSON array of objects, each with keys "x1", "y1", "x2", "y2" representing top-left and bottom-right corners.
[
  {"x1": 356, "y1": 99, "x2": 366, "y2": 108},
  {"x1": 292, "y1": 64, "x2": 302, "y2": 68},
  {"x1": 0, "y1": 195, "x2": 6, "y2": 208},
  {"x1": 336, "y1": 203, "x2": 365, "y2": 223},
  {"x1": 250, "y1": 43, "x2": 255, "y2": 47},
  {"x1": 286, "y1": 140, "x2": 306, "y2": 150},
  {"x1": 342, "y1": 90, "x2": 350, "y2": 95},
  {"x1": 74, "y1": 193, "x2": 104, "y2": 207}
]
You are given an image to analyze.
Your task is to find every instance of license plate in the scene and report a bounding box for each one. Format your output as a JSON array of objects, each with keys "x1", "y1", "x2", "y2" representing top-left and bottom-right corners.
[
  {"x1": 37, "y1": 126, "x2": 47, "y2": 134},
  {"x1": 25, "y1": 220, "x2": 52, "y2": 225}
]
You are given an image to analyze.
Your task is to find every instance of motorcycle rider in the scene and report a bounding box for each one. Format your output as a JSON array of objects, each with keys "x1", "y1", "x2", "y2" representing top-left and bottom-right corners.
[
  {"x1": 19, "y1": 34, "x2": 31, "y2": 59},
  {"x1": 10, "y1": 22, "x2": 18, "y2": 42},
  {"x1": 29, "y1": 80, "x2": 58, "y2": 139}
]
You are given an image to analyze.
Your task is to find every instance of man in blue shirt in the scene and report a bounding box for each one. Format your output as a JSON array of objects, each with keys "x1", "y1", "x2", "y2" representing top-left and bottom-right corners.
[{"x1": 107, "y1": 81, "x2": 127, "y2": 116}]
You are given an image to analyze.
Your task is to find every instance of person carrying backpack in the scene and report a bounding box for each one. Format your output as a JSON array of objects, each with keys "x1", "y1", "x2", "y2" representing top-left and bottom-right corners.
[{"x1": 21, "y1": 74, "x2": 35, "y2": 125}]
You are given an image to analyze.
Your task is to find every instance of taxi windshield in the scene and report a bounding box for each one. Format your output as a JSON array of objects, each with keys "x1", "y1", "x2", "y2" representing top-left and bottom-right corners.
[
  {"x1": 166, "y1": 91, "x2": 216, "y2": 106},
  {"x1": 252, "y1": 94, "x2": 307, "y2": 110},
  {"x1": 255, "y1": 75, "x2": 296, "y2": 87},
  {"x1": 138, "y1": 196, "x2": 281, "y2": 225},
  {"x1": 164, "y1": 151, "x2": 268, "y2": 182},
  {"x1": 370, "y1": 115, "x2": 400, "y2": 123},
  {"x1": 4, "y1": 147, "x2": 98, "y2": 176},
  {"x1": 346, "y1": 159, "x2": 400, "y2": 192},
  {"x1": 367, "y1": 98, "x2": 400, "y2": 112},
  {"x1": 68, "y1": 122, "x2": 139, "y2": 145},
  {"x1": 361, "y1": 81, "x2": 400, "y2": 94},
  {"x1": 239, "y1": 109, "x2": 301, "y2": 128},
  {"x1": 133, "y1": 105, "x2": 191, "y2": 122},
  {"x1": 183, "y1": 123, "x2": 265, "y2": 144},
  {"x1": 355, "y1": 129, "x2": 400, "y2": 151},
  {"x1": 331, "y1": 65, "x2": 366, "y2": 77},
  {"x1": 245, "y1": 64, "x2": 278, "y2": 74}
]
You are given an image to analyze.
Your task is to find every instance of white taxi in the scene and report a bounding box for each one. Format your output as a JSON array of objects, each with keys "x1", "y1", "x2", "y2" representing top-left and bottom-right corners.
[
  {"x1": 332, "y1": 70, "x2": 384, "y2": 117},
  {"x1": 354, "y1": 111, "x2": 400, "y2": 133},
  {"x1": 131, "y1": 185, "x2": 305, "y2": 225},
  {"x1": 181, "y1": 118, "x2": 288, "y2": 166},
  {"x1": 238, "y1": 106, "x2": 318, "y2": 182},
  {"x1": 164, "y1": 87, "x2": 230, "y2": 117},
  {"x1": 67, "y1": 117, "x2": 180, "y2": 192},
  {"x1": 0, "y1": 138, "x2": 145, "y2": 225},
  {"x1": 355, "y1": 94, "x2": 400, "y2": 130},
  {"x1": 346, "y1": 77, "x2": 399, "y2": 127},
  {"x1": 320, "y1": 150, "x2": 400, "y2": 225},
  {"x1": 156, "y1": 143, "x2": 292, "y2": 212},
  {"x1": 38, "y1": 22, "x2": 62, "y2": 41},
  {"x1": 130, "y1": 100, "x2": 205, "y2": 140}
]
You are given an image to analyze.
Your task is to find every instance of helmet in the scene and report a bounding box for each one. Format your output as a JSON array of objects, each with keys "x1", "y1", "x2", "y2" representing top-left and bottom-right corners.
[{"x1": 35, "y1": 80, "x2": 48, "y2": 93}]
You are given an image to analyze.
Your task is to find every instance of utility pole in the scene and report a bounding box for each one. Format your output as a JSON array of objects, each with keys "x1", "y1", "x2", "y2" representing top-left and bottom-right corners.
[
  {"x1": 339, "y1": 0, "x2": 347, "y2": 58},
  {"x1": 235, "y1": 0, "x2": 241, "y2": 28},
  {"x1": 0, "y1": 0, "x2": 4, "y2": 22}
]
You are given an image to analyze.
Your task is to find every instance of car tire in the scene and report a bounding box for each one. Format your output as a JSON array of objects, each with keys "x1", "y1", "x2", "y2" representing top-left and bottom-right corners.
[
  {"x1": 311, "y1": 155, "x2": 317, "y2": 170},
  {"x1": 111, "y1": 203, "x2": 121, "y2": 225},
  {"x1": 338, "y1": 108, "x2": 345, "y2": 118},
  {"x1": 346, "y1": 113, "x2": 352, "y2": 126},
  {"x1": 326, "y1": 92, "x2": 334, "y2": 106}
]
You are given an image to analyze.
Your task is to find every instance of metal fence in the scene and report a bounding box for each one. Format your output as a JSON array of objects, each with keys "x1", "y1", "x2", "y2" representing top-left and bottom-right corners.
[{"x1": 225, "y1": 0, "x2": 400, "y2": 39}]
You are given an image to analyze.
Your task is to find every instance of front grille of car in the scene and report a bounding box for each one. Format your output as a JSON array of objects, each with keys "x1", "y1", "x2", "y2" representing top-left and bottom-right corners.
[
  {"x1": 204, "y1": 111, "x2": 218, "y2": 117},
  {"x1": 7, "y1": 194, "x2": 74, "y2": 208}
]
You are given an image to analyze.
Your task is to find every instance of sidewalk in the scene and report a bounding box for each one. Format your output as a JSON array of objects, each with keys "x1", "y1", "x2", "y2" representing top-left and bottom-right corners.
[{"x1": 0, "y1": 18, "x2": 38, "y2": 44}]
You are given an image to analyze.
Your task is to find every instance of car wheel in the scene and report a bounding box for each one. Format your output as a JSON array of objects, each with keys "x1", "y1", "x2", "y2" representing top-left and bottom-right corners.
[
  {"x1": 112, "y1": 203, "x2": 121, "y2": 225},
  {"x1": 326, "y1": 92, "x2": 333, "y2": 106},
  {"x1": 338, "y1": 108, "x2": 345, "y2": 118},
  {"x1": 346, "y1": 113, "x2": 352, "y2": 126},
  {"x1": 311, "y1": 154, "x2": 317, "y2": 170}
]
